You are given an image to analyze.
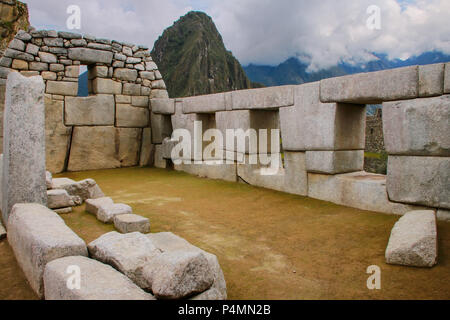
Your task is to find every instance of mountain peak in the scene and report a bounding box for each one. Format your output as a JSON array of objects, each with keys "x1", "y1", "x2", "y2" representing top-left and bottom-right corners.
[{"x1": 152, "y1": 11, "x2": 251, "y2": 98}]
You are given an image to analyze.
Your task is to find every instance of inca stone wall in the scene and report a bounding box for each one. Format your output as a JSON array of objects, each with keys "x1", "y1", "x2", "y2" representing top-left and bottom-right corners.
[
  {"x1": 0, "y1": 29, "x2": 168, "y2": 173},
  {"x1": 155, "y1": 63, "x2": 449, "y2": 219}
]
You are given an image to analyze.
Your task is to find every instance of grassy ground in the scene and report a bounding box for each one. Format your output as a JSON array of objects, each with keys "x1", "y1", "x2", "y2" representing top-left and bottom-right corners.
[{"x1": 1, "y1": 167, "x2": 449, "y2": 300}]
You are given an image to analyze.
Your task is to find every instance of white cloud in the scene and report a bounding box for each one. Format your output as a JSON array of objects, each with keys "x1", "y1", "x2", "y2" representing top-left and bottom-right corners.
[{"x1": 25, "y1": 0, "x2": 450, "y2": 70}]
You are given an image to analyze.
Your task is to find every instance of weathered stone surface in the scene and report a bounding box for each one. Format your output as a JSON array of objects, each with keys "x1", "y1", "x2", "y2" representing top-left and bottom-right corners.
[
  {"x1": 232, "y1": 85, "x2": 294, "y2": 110},
  {"x1": 4, "y1": 48, "x2": 34, "y2": 62},
  {"x1": 53, "y1": 178, "x2": 105, "y2": 202},
  {"x1": 445, "y1": 63, "x2": 450, "y2": 93},
  {"x1": 437, "y1": 209, "x2": 450, "y2": 222},
  {"x1": 161, "y1": 137, "x2": 179, "y2": 159},
  {"x1": 114, "y1": 214, "x2": 150, "y2": 234},
  {"x1": 68, "y1": 48, "x2": 113, "y2": 64},
  {"x1": 29, "y1": 62, "x2": 48, "y2": 72},
  {"x1": 116, "y1": 94, "x2": 131, "y2": 104},
  {"x1": 419, "y1": 63, "x2": 444, "y2": 97},
  {"x1": 320, "y1": 66, "x2": 419, "y2": 103},
  {"x1": 46, "y1": 171, "x2": 52, "y2": 189},
  {"x1": 117, "y1": 128, "x2": 142, "y2": 167},
  {"x1": 91, "y1": 78, "x2": 122, "y2": 95},
  {"x1": 306, "y1": 150, "x2": 364, "y2": 174},
  {"x1": 2, "y1": 73, "x2": 47, "y2": 223},
  {"x1": 151, "y1": 99, "x2": 175, "y2": 114},
  {"x1": 54, "y1": 207, "x2": 72, "y2": 215},
  {"x1": 308, "y1": 171, "x2": 424, "y2": 215},
  {"x1": 46, "y1": 81, "x2": 78, "y2": 96},
  {"x1": 44, "y1": 256, "x2": 155, "y2": 300},
  {"x1": 280, "y1": 82, "x2": 366, "y2": 151},
  {"x1": 383, "y1": 96, "x2": 450, "y2": 156},
  {"x1": 151, "y1": 113, "x2": 172, "y2": 143},
  {"x1": 89, "y1": 66, "x2": 108, "y2": 78},
  {"x1": 47, "y1": 189, "x2": 75, "y2": 209},
  {"x1": 123, "y1": 83, "x2": 141, "y2": 96},
  {"x1": 385, "y1": 210, "x2": 437, "y2": 267},
  {"x1": 68, "y1": 127, "x2": 121, "y2": 171},
  {"x1": 85, "y1": 197, "x2": 114, "y2": 215},
  {"x1": 143, "y1": 250, "x2": 214, "y2": 300},
  {"x1": 97, "y1": 203, "x2": 133, "y2": 223},
  {"x1": 387, "y1": 156, "x2": 449, "y2": 209},
  {"x1": 113, "y1": 68, "x2": 138, "y2": 81},
  {"x1": 154, "y1": 145, "x2": 167, "y2": 169},
  {"x1": 44, "y1": 97, "x2": 72, "y2": 174},
  {"x1": 147, "y1": 232, "x2": 227, "y2": 300},
  {"x1": 139, "y1": 128, "x2": 153, "y2": 167},
  {"x1": 88, "y1": 232, "x2": 161, "y2": 290},
  {"x1": 131, "y1": 96, "x2": 149, "y2": 108},
  {"x1": 283, "y1": 152, "x2": 308, "y2": 196},
  {"x1": 182, "y1": 93, "x2": 226, "y2": 114},
  {"x1": 65, "y1": 95, "x2": 115, "y2": 126},
  {"x1": 38, "y1": 52, "x2": 57, "y2": 63},
  {"x1": 7, "y1": 204, "x2": 88, "y2": 298},
  {"x1": 116, "y1": 104, "x2": 149, "y2": 128},
  {"x1": 12, "y1": 59, "x2": 28, "y2": 70}
]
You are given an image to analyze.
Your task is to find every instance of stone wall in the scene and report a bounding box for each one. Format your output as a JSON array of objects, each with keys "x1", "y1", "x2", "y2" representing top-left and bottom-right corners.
[
  {"x1": 156, "y1": 63, "x2": 449, "y2": 219},
  {"x1": 0, "y1": 29, "x2": 168, "y2": 173}
]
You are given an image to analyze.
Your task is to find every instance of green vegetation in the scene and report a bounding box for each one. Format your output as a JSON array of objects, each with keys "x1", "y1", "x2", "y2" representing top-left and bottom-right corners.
[{"x1": 151, "y1": 11, "x2": 252, "y2": 98}]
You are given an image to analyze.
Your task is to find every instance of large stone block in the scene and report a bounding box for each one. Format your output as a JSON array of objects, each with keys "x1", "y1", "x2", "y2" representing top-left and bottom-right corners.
[
  {"x1": 385, "y1": 210, "x2": 437, "y2": 267},
  {"x1": 151, "y1": 99, "x2": 175, "y2": 115},
  {"x1": 88, "y1": 231, "x2": 161, "y2": 290},
  {"x1": 2, "y1": 73, "x2": 47, "y2": 223},
  {"x1": 175, "y1": 163, "x2": 237, "y2": 183},
  {"x1": 280, "y1": 82, "x2": 366, "y2": 151},
  {"x1": 113, "y1": 68, "x2": 138, "y2": 82},
  {"x1": 147, "y1": 232, "x2": 227, "y2": 300},
  {"x1": 308, "y1": 171, "x2": 424, "y2": 215},
  {"x1": 68, "y1": 126, "x2": 121, "y2": 171},
  {"x1": 182, "y1": 93, "x2": 226, "y2": 114},
  {"x1": 306, "y1": 150, "x2": 364, "y2": 174},
  {"x1": 117, "y1": 128, "x2": 142, "y2": 167},
  {"x1": 231, "y1": 85, "x2": 294, "y2": 110},
  {"x1": 154, "y1": 145, "x2": 167, "y2": 169},
  {"x1": 46, "y1": 81, "x2": 78, "y2": 96},
  {"x1": 91, "y1": 78, "x2": 122, "y2": 95},
  {"x1": 383, "y1": 96, "x2": 450, "y2": 156},
  {"x1": 139, "y1": 128, "x2": 154, "y2": 167},
  {"x1": 65, "y1": 94, "x2": 115, "y2": 126},
  {"x1": 419, "y1": 63, "x2": 444, "y2": 97},
  {"x1": 52, "y1": 178, "x2": 104, "y2": 202},
  {"x1": 68, "y1": 48, "x2": 113, "y2": 64},
  {"x1": 320, "y1": 66, "x2": 419, "y2": 104},
  {"x1": 7, "y1": 204, "x2": 88, "y2": 298},
  {"x1": 45, "y1": 97, "x2": 72, "y2": 174},
  {"x1": 387, "y1": 156, "x2": 449, "y2": 209},
  {"x1": 151, "y1": 113, "x2": 173, "y2": 144},
  {"x1": 47, "y1": 189, "x2": 76, "y2": 209},
  {"x1": 114, "y1": 214, "x2": 150, "y2": 234},
  {"x1": 116, "y1": 104, "x2": 149, "y2": 128},
  {"x1": 283, "y1": 151, "x2": 308, "y2": 196},
  {"x1": 44, "y1": 256, "x2": 155, "y2": 300}
]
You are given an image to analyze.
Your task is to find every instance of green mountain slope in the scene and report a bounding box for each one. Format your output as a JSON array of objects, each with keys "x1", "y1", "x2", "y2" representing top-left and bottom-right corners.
[{"x1": 151, "y1": 11, "x2": 251, "y2": 98}]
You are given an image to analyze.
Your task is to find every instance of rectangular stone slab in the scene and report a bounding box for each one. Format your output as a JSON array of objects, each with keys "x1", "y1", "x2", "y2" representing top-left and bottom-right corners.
[
  {"x1": 2, "y1": 73, "x2": 47, "y2": 223},
  {"x1": 320, "y1": 66, "x2": 419, "y2": 104},
  {"x1": 68, "y1": 48, "x2": 113, "y2": 64},
  {"x1": 116, "y1": 104, "x2": 149, "y2": 128},
  {"x1": 383, "y1": 95, "x2": 450, "y2": 156},
  {"x1": 231, "y1": 85, "x2": 294, "y2": 110},
  {"x1": 182, "y1": 93, "x2": 226, "y2": 114},
  {"x1": 7, "y1": 203, "x2": 88, "y2": 298},
  {"x1": 387, "y1": 156, "x2": 450, "y2": 209},
  {"x1": 306, "y1": 150, "x2": 364, "y2": 174},
  {"x1": 65, "y1": 94, "x2": 115, "y2": 126}
]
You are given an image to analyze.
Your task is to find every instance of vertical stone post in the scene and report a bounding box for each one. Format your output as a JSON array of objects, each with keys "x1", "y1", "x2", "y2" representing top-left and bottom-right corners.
[{"x1": 2, "y1": 72, "x2": 47, "y2": 224}]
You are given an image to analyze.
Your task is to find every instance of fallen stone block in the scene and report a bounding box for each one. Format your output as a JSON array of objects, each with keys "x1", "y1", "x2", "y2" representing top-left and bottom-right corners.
[
  {"x1": 44, "y1": 256, "x2": 155, "y2": 300},
  {"x1": 308, "y1": 171, "x2": 425, "y2": 215},
  {"x1": 387, "y1": 156, "x2": 449, "y2": 209},
  {"x1": 85, "y1": 197, "x2": 114, "y2": 215},
  {"x1": 88, "y1": 231, "x2": 161, "y2": 290},
  {"x1": 97, "y1": 203, "x2": 133, "y2": 224},
  {"x1": 147, "y1": 232, "x2": 227, "y2": 300},
  {"x1": 7, "y1": 203, "x2": 88, "y2": 298},
  {"x1": 143, "y1": 250, "x2": 214, "y2": 300},
  {"x1": 54, "y1": 207, "x2": 72, "y2": 215},
  {"x1": 306, "y1": 150, "x2": 364, "y2": 174},
  {"x1": 383, "y1": 96, "x2": 450, "y2": 156},
  {"x1": 52, "y1": 178, "x2": 105, "y2": 202},
  {"x1": 385, "y1": 210, "x2": 438, "y2": 267},
  {"x1": 46, "y1": 171, "x2": 52, "y2": 190},
  {"x1": 320, "y1": 66, "x2": 419, "y2": 104},
  {"x1": 47, "y1": 189, "x2": 76, "y2": 209},
  {"x1": 114, "y1": 214, "x2": 150, "y2": 234}
]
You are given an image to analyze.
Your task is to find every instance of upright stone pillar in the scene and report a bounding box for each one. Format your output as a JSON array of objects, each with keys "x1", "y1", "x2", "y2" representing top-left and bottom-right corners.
[{"x1": 2, "y1": 72, "x2": 47, "y2": 224}]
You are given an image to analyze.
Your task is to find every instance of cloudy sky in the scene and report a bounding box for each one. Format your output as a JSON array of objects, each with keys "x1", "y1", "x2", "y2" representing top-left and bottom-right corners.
[{"x1": 26, "y1": 0, "x2": 450, "y2": 71}]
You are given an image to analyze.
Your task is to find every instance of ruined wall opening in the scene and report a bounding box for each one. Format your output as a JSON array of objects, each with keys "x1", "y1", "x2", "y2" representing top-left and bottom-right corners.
[
  {"x1": 77, "y1": 65, "x2": 88, "y2": 97},
  {"x1": 364, "y1": 106, "x2": 387, "y2": 174}
]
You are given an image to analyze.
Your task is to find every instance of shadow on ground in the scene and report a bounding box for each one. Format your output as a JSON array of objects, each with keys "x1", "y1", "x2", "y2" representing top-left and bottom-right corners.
[{"x1": 1, "y1": 167, "x2": 449, "y2": 300}]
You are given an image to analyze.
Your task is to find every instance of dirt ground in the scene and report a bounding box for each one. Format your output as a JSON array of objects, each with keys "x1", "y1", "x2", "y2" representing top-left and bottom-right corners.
[{"x1": 1, "y1": 167, "x2": 449, "y2": 300}]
